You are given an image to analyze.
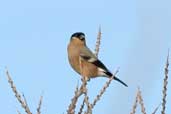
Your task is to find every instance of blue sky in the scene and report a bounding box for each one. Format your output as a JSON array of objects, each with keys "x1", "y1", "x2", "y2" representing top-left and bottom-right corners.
[{"x1": 0, "y1": 0, "x2": 171, "y2": 114}]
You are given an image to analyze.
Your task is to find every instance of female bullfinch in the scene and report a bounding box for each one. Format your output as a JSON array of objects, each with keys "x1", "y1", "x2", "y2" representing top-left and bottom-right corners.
[{"x1": 67, "y1": 32, "x2": 128, "y2": 87}]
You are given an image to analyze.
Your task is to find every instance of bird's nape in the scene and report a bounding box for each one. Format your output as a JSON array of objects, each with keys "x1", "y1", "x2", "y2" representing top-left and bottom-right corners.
[{"x1": 113, "y1": 76, "x2": 128, "y2": 87}]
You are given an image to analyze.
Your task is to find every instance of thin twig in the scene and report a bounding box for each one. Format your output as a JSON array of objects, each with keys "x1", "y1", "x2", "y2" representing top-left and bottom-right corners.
[
  {"x1": 91, "y1": 69, "x2": 119, "y2": 109},
  {"x1": 82, "y1": 79, "x2": 91, "y2": 114},
  {"x1": 138, "y1": 88, "x2": 146, "y2": 114},
  {"x1": 23, "y1": 94, "x2": 29, "y2": 111},
  {"x1": 151, "y1": 103, "x2": 161, "y2": 114},
  {"x1": 84, "y1": 91, "x2": 92, "y2": 114},
  {"x1": 78, "y1": 99, "x2": 85, "y2": 114},
  {"x1": 67, "y1": 82, "x2": 83, "y2": 114},
  {"x1": 130, "y1": 89, "x2": 139, "y2": 114},
  {"x1": 94, "y1": 26, "x2": 101, "y2": 57},
  {"x1": 37, "y1": 95, "x2": 43, "y2": 114},
  {"x1": 161, "y1": 51, "x2": 169, "y2": 114},
  {"x1": 6, "y1": 70, "x2": 32, "y2": 114}
]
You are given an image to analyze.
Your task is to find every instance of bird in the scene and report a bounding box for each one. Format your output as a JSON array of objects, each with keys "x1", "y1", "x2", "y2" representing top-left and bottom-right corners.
[{"x1": 67, "y1": 32, "x2": 128, "y2": 87}]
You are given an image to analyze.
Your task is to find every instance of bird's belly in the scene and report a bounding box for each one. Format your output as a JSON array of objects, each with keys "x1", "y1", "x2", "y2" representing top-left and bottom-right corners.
[
  {"x1": 81, "y1": 61, "x2": 98, "y2": 78},
  {"x1": 69, "y1": 57, "x2": 98, "y2": 78},
  {"x1": 69, "y1": 55, "x2": 81, "y2": 75}
]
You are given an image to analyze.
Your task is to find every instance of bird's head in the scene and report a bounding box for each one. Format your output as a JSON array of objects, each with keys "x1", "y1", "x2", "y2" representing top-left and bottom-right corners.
[{"x1": 70, "y1": 32, "x2": 86, "y2": 45}]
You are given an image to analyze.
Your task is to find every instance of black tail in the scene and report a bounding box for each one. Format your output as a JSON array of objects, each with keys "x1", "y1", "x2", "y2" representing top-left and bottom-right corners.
[
  {"x1": 105, "y1": 71, "x2": 128, "y2": 87},
  {"x1": 113, "y1": 76, "x2": 128, "y2": 87}
]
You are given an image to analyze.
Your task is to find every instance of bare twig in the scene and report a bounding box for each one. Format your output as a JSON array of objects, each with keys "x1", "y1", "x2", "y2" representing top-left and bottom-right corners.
[
  {"x1": 130, "y1": 90, "x2": 139, "y2": 114},
  {"x1": 37, "y1": 95, "x2": 43, "y2": 114},
  {"x1": 84, "y1": 91, "x2": 92, "y2": 114},
  {"x1": 23, "y1": 94, "x2": 29, "y2": 111},
  {"x1": 138, "y1": 88, "x2": 146, "y2": 114},
  {"x1": 91, "y1": 69, "x2": 119, "y2": 109},
  {"x1": 94, "y1": 26, "x2": 102, "y2": 57},
  {"x1": 151, "y1": 103, "x2": 161, "y2": 114},
  {"x1": 82, "y1": 79, "x2": 91, "y2": 114},
  {"x1": 67, "y1": 82, "x2": 83, "y2": 114},
  {"x1": 161, "y1": 51, "x2": 169, "y2": 114},
  {"x1": 78, "y1": 99, "x2": 85, "y2": 114},
  {"x1": 6, "y1": 70, "x2": 32, "y2": 114}
]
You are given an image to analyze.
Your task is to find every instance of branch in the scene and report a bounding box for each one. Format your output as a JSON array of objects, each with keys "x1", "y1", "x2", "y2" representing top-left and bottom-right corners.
[
  {"x1": 67, "y1": 82, "x2": 83, "y2": 114},
  {"x1": 161, "y1": 51, "x2": 169, "y2": 114},
  {"x1": 37, "y1": 95, "x2": 43, "y2": 114},
  {"x1": 91, "y1": 69, "x2": 119, "y2": 109},
  {"x1": 130, "y1": 89, "x2": 139, "y2": 114},
  {"x1": 78, "y1": 99, "x2": 85, "y2": 114},
  {"x1": 94, "y1": 26, "x2": 102, "y2": 57},
  {"x1": 151, "y1": 103, "x2": 161, "y2": 114},
  {"x1": 6, "y1": 70, "x2": 32, "y2": 114},
  {"x1": 138, "y1": 88, "x2": 146, "y2": 114}
]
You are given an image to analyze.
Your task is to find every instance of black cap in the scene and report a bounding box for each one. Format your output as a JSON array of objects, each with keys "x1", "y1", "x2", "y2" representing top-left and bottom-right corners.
[{"x1": 71, "y1": 32, "x2": 85, "y2": 37}]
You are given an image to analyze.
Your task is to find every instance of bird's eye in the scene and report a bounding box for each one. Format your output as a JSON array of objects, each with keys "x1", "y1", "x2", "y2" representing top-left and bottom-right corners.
[{"x1": 79, "y1": 35, "x2": 85, "y2": 40}]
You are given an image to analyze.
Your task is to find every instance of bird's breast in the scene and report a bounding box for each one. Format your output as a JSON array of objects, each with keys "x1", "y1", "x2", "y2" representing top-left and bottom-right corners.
[
  {"x1": 67, "y1": 43, "x2": 81, "y2": 74},
  {"x1": 67, "y1": 43, "x2": 98, "y2": 78}
]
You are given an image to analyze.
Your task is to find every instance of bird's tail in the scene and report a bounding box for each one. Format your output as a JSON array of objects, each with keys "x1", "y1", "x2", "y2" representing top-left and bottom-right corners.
[
  {"x1": 113, "y1": 76, "x2": 128, "y2": 87},
  {"x1": 105, "y1": 71, "x2": 128, "y2": 87}
]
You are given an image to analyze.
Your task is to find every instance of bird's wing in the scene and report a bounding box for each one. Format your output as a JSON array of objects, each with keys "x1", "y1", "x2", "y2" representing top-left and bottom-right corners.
[{"x1": 80, "y1": 47, "x2": 109, "y2": 72}]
